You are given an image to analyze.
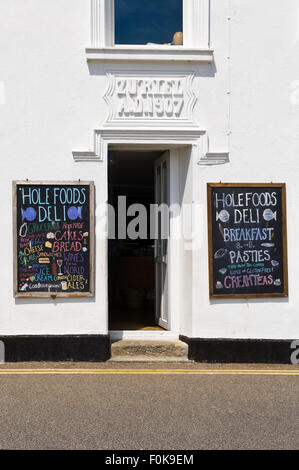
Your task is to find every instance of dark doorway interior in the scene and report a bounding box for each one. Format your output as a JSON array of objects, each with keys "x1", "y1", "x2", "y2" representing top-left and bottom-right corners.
[{"x1": 108, "y1": 150, "x2": 164, "y2": 330}]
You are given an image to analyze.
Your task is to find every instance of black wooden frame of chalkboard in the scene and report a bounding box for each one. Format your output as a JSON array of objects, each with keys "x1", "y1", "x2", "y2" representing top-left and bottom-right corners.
[
  {"x1": 13, "y1": 181, "x2": 95, "y2": 298},
  {"x1": 207, "y1": 183, "x2": 288, "y2": 299}
]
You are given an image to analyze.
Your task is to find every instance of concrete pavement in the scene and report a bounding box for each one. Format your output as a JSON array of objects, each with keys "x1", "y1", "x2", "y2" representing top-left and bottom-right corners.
[{"x1": 0, "y1": 363, "x2": 298, "y2": 450}]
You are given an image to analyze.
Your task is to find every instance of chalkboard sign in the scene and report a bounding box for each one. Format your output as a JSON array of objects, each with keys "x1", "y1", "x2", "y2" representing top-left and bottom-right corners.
[
  {"x1": 207, "y1": 183, "x2": 288, "y2": 298},
  {"x1": 13, "y1": 181, "x2": 95, "y2": 298}
]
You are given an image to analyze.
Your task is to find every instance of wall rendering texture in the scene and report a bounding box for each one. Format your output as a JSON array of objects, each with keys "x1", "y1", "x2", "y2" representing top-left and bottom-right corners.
[{"x1": 0, "y1": 0, "x2": 298, "y2": 340}]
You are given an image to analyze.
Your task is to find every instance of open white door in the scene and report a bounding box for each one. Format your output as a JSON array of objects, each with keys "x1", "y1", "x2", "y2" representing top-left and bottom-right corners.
[{"x1": 154, "y1": 151, "x2": 170, "y2": 330}]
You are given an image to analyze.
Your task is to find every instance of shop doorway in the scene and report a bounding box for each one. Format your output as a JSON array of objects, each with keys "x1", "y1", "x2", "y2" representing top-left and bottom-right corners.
[{"x1": 108, "y1": 149, "x2": 170, "y2": 331}]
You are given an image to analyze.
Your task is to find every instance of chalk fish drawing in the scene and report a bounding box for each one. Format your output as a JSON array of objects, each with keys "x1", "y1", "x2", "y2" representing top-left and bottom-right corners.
[
  {"x1": 214, "y1": 248, "x2": 227, "y2": 259},
  {"x1": 271, "y1": 260, "x2": 279, "y2": 267},
  {"x1": 263, "y1": 209, "x2": 277, "y2": 221},
  {"x1": 67, "y1": 206, "x2": 83, "y2": 221},
  {"x1": 261, "y1": 243, "x2": 275, "y2": 248},
  {"x1": 219, "y1": 268, "x2": 227, "y2": 275},
  {"x1": 216, "y1": 210, "x2": 230, "y2": 223},
  {"x1": 21, "y1": 207, "x2": 37, "y2": 222}
]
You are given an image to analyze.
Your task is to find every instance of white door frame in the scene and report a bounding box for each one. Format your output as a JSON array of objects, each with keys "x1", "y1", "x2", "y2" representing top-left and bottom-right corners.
[
  {"x1": 167, "y1": 148, "x2": 180, "y2": 335},
  {"x1": 74, "y1": 127, "x2": 205, "y2": 340},
  {"x1": 154, "y1": 151, "x2": 170, "y2": 330}
]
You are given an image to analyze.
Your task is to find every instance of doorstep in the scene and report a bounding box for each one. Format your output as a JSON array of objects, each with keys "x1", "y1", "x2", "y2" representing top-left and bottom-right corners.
[{"x1": 109, "y1": 339, "x2": 190, "y2": 363}]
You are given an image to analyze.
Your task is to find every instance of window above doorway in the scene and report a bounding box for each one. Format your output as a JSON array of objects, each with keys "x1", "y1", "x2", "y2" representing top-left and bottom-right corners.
[
  {"x1": 115, "y1": 0, "x2": 183, "y2": 46},
  {"x1": 86, "y1": 0, "x2": 213, "y2": 63}
]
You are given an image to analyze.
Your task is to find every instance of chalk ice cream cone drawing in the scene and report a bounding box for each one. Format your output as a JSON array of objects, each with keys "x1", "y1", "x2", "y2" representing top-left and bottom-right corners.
[{"x1": 219, "y1": 268, "x2": 227, "y2": 275}]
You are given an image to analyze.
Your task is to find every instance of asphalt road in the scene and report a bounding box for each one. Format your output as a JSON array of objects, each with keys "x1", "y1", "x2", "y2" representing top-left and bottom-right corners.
[{"x1": 0, "y1": 363, "x2": 298, "y2": 450}]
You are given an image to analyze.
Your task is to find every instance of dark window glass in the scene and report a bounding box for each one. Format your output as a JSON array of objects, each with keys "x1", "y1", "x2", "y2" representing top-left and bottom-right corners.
[{"x1": 115, "y1": 0, "x2": 183, "y2": 45}]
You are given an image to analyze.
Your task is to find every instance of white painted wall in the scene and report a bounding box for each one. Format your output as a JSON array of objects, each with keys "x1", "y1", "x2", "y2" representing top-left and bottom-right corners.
[
  {"x1": 192, "y1": 0, "x2": 299, "y2": 339},
  {"x1": 0, "y1": 0, "x2": 108, "y2": 335},
  {"x1": 0, "y1": 0, "x2": 298, "y2": 339}
]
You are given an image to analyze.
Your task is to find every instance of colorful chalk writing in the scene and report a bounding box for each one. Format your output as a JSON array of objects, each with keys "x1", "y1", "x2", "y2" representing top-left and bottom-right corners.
[
  {"x1": 208, "y1": 184, "x2": 288, "y2": 298},
  {"x1": 14, "y1": 182, "x2": 94, "y2": 297}
]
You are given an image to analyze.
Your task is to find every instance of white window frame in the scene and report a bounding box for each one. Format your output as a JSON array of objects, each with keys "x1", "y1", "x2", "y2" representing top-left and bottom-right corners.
[{"x1": 87, "y1": 0, "x2": 212, "y2": 63}]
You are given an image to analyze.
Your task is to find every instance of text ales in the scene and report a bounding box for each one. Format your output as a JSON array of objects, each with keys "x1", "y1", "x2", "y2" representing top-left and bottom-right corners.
[
  {"x1": 207, "y1": 184, "x2": 288, "y2": 298},
  {"x1": 14, "y1": 182, "x2": 94, "y2": 297}
]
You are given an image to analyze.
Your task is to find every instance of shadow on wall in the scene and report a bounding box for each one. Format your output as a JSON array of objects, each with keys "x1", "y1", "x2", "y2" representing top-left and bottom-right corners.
[
  {"x1": 209, "y1": 297, "x2": 289, "y2": 306},
  {"x1": 15, "y1": 296, "x2": 96, "y2": 306},
  {"x1": 86, "y1": 60, "x2": 218, "y2": 79}
]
